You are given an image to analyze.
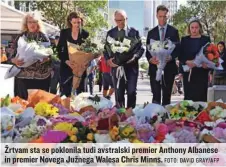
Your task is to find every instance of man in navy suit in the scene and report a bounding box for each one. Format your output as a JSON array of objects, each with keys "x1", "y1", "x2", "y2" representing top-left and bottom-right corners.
[
  {"x1": 146, "y1": 5, "x2": 180, "y2": 106},
  {"x1": 104, "y1": 10, "x2": 144, "y2": 109}
]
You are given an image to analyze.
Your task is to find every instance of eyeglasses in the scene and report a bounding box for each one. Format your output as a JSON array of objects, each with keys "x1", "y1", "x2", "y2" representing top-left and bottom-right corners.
[
  {"x1": 115, "y1": 19, "x2": 125, "y2": 22},
  {"x1": 27, "y1": 21, "x2": 38, "y2": 24}
]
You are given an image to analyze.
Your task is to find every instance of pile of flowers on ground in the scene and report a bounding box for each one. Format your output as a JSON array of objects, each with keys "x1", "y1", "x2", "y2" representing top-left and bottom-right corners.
[{"x1": 1, "y1": 91, "x2": 226, "y2": 143}]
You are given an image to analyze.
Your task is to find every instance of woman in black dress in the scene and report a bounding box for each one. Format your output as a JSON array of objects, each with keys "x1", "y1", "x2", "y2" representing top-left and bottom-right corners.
[
  {"x1": 57, "y1": 12, "x2": 89, "y2": 97},
  {"x1": 179, "y1": 19, "x2": 211, "y2": 101},
  {"x1": 11, "y1": 13, "x2": 51, "y2": 100}
]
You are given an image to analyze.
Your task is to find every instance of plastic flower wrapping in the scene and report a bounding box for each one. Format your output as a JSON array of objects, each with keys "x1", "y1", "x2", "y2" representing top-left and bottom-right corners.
[
  {"x1": 183, "y1": 43, "x2": 224, "y2": 73},
  {"x1": 4, "y1": 35, "x2": 53, "y2": 79},
  {"x1": 147, "y1": 39, "x2": 176, "y2": 81},
  {"x1": 1, "y1": 92, "x2": 226, "y2": 143},
  {"x1": 71, "y1": 93, "x2": 113, "y2": 111}
]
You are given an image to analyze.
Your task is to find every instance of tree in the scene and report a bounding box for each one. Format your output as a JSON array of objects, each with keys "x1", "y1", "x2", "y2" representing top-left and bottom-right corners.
[
  {"x1": 173, "y1": 1, "x2": 226, "y2": 42},
  {"x1": 29, "y1": 0, "x2": 108, "y2": 37}
]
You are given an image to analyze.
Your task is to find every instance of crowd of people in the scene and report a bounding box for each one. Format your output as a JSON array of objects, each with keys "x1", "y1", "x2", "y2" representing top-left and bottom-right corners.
[{"x1": 1, "y1": 5, "x2": 226, "y2": 109}]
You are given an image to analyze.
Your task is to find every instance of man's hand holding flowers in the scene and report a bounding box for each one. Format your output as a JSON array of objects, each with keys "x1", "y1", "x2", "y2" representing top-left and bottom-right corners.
[
  {"x1": 149, "y1": 56, "x2": 159, "y2": 65},
  {"x1": 107, "y1": 58, "x2": 118, "y2": 67}
]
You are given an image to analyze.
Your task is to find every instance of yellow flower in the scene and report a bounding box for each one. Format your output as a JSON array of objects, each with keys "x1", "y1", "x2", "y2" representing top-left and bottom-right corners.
[
  {"x1": 132, "y1": 138, "x2": 143, "y2": 143},
  {"x1": 170, "y1": 108, "x2": 178, "y2": 114},
  {"x1": 121, "y1": 125, "x2": 134, "y2": 138},
  {"x1": 34, "y1": 102, "x2": 59, "y2": 117},
  {"x1": 70, "y1": 135, "x2": 77, "y2": 142},
  {"x1": 71, "y1": 127, "x2": 78, "y2": 135},
  {"x1": 54, "y1": 122, "x2": 73, "y2": 132},
  {"x1": 87, "y1": 133, "x2": 94, "y2": 141},
  {"x1": 109, "y1": 126, "x2": 119, "y2": 141}
]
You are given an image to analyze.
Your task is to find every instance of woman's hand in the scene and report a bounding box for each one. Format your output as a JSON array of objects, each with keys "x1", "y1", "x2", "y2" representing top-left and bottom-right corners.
[
  {"x1": 186, "y1": 60, "x2": 196, "y2": 69},
  {"x1": 11, "y1": 57, "x2": 24, "y2": 66},
  {"x1": 40, "y1": 57, "x2": 50, "y2": 64},
  {"x1": 202, "y1": 63, "x2": 208, "y2": 69}
]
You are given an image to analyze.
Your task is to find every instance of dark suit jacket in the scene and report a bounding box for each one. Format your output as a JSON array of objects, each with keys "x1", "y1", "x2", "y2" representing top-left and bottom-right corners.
[
  {"x1": 146, "y1": 25, "x2": 180, "y2": 76},
  {"x1": 104, "y1": 26, "x2": 144, "y2": 70},
  {"x1": 57, "y1": 28, "x2": 89, "y2": 66}
]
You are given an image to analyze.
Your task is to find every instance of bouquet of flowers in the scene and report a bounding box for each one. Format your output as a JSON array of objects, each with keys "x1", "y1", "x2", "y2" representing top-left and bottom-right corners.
[
  {"x1": 66, "y1": 38, "x2": 101, "y2": 90},
  {"x1": 147, "y1": 39, "x2": 176, "y2": 81},
  {"x1": 4, "y1": 35, "x2": 53, "y2": 79},
  {"x1": 183, "y1": 43, "x2": 224, "y2": 72},
  {"x1": 71, "y1": 93, "x2": 113, "y2": 111},
  {"x1": 168, "y1": 100, "x2": 206, "y2": 121},
  {"x1": 105, "y1": 36, "x2": 141, "y2": 66}
]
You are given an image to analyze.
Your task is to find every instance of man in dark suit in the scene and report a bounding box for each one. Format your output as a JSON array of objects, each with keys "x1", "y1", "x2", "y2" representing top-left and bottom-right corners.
[
  {"x1": 104, "y1": 10, "x2": 144, "y2": 109},
  {"x1": 146, "y1": 5, "x2": 180, "y2": 106}
]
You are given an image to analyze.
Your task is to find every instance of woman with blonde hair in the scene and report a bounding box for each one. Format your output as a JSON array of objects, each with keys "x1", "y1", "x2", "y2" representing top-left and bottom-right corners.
[
  {"x1": 11, "y1": 12, "x2": 52, "y2": 100},
  {"x1": 57, "y1": 11, "x2": 89, "y2": 97},
  {"x1": 179, "y1": 18, "x2": 211, "y2": 101}
]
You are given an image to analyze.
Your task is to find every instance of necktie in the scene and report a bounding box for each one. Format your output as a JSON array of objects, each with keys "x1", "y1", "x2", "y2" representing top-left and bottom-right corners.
[
  {"x1": 160, "y1": 27, "x2": 165, "y2": 41},
  {"x1": 118, "y1": 29, "x2": 125, "y2": 42}
]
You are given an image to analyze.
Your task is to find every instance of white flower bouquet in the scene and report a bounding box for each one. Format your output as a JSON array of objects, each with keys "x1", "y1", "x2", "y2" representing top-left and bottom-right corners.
[
  {"x1": 71, "y1": 93, "x2": 113, "y2": 111},
  {"x1": 5, "y1": 35, "x2": 53, "y2": 79},
  {"x1": 105, "y1": 36, "x2": 141, "y2": 66},
  {"x1": 148, "y1": 39, "x2": 175, "y2": 81}
]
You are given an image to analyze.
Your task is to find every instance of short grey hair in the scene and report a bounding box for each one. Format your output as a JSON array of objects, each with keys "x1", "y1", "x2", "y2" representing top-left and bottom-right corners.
[{"x1": 114, "y1": 9, "x2": 127, "y2": 19}]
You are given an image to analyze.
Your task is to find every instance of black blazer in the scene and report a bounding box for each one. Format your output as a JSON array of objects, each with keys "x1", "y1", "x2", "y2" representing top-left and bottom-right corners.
[
  {"x1": 146, "y1": 25, "x2": 180, "y2": 76},
  {"x1": 57, "y1": 28, "x2": 89, "y2": 66},
  {"x1": 104, "y1": 26, "x2": 144, "y2": 69},
  {"x1": 179, "y1": 35, "x2": 211, "y2": 75}
]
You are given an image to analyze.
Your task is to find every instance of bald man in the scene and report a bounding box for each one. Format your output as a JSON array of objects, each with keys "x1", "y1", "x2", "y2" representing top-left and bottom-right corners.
[{"x1": 104, "y1": 10, "x2": 144, "y2": 109}]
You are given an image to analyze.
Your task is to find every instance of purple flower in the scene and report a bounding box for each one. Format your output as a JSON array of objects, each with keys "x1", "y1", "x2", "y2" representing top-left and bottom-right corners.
[
  {"x1": 37, "y1": 118, "x2": 47, "y2": 126},
  {"x1": 50, "y1": 116, "x2": 79, "y2": 125},
  {"x1": 42, "y1": 130, "x2": 68, "y2": 143},
  {"x1": 52, "y1": 103, "x2": 69, "y2": 115}
]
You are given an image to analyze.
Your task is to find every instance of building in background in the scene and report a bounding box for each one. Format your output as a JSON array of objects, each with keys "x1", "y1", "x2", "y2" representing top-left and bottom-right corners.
[
  {"x1": 108, "y1": 0, "x2": 144, "y2": 35},
  {"x1": 143, "y1": 0, "x2": 162, "y2": 37},
  {"x1": 143, "y1": 0, "x2": 178, "y2": 36},
  {"x1": 162, "y1": 0, "x2": 177, "y2": 24},
  {"x1": 1, "y1": 3, "x2": 59, "y2": 47}
]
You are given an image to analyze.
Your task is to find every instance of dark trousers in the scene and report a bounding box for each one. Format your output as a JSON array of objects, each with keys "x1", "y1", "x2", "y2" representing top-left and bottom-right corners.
[
  {"x1": 103, "y1": 72, "x2": 113, "y2": 90},
  {"x1": 150, "y1": 72, "x2": 175, "y2": 106},
  {"x1": 87, "y1": 74, "x2": 94, "y2": 95},
  {"x1": 98, "y1": 71, "x2": 102, "y2": 92},
  {"x1": 14, "y1": 76, "x2": 51, "y2": 100},
  {"x1": 112, "y1": 67, "x2": 138, "y2": 108},
  {"x1": 50, "y1": 61, "x2": 60, "y2": 94},
  {"x1": 60, "y1": 67, "x2": 86, "y2": 97}
]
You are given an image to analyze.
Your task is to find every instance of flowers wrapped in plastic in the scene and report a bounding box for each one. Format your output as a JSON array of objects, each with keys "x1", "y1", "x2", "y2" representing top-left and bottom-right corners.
[
  {"x1": 183, "y1": 43, "x2": 224, "y2": 81},
  {"x1": 71, "y1": 93, "x2": 113, "y2": 111},
  {"x1": 4, "y1": 35, "x2": 53, "y2": 79},
  {"x1": 105, "y1": 36, "x2": 142, "y2": 66},
  {"x1": 184, "y1": 43, "x2": 223, "y2": 71},
  {"x1": 66, "y1": 38, "x2": 101, "y2": 91},
  {"x1": 147, "y1": 39, "x2": 176, "y2": 81}
]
